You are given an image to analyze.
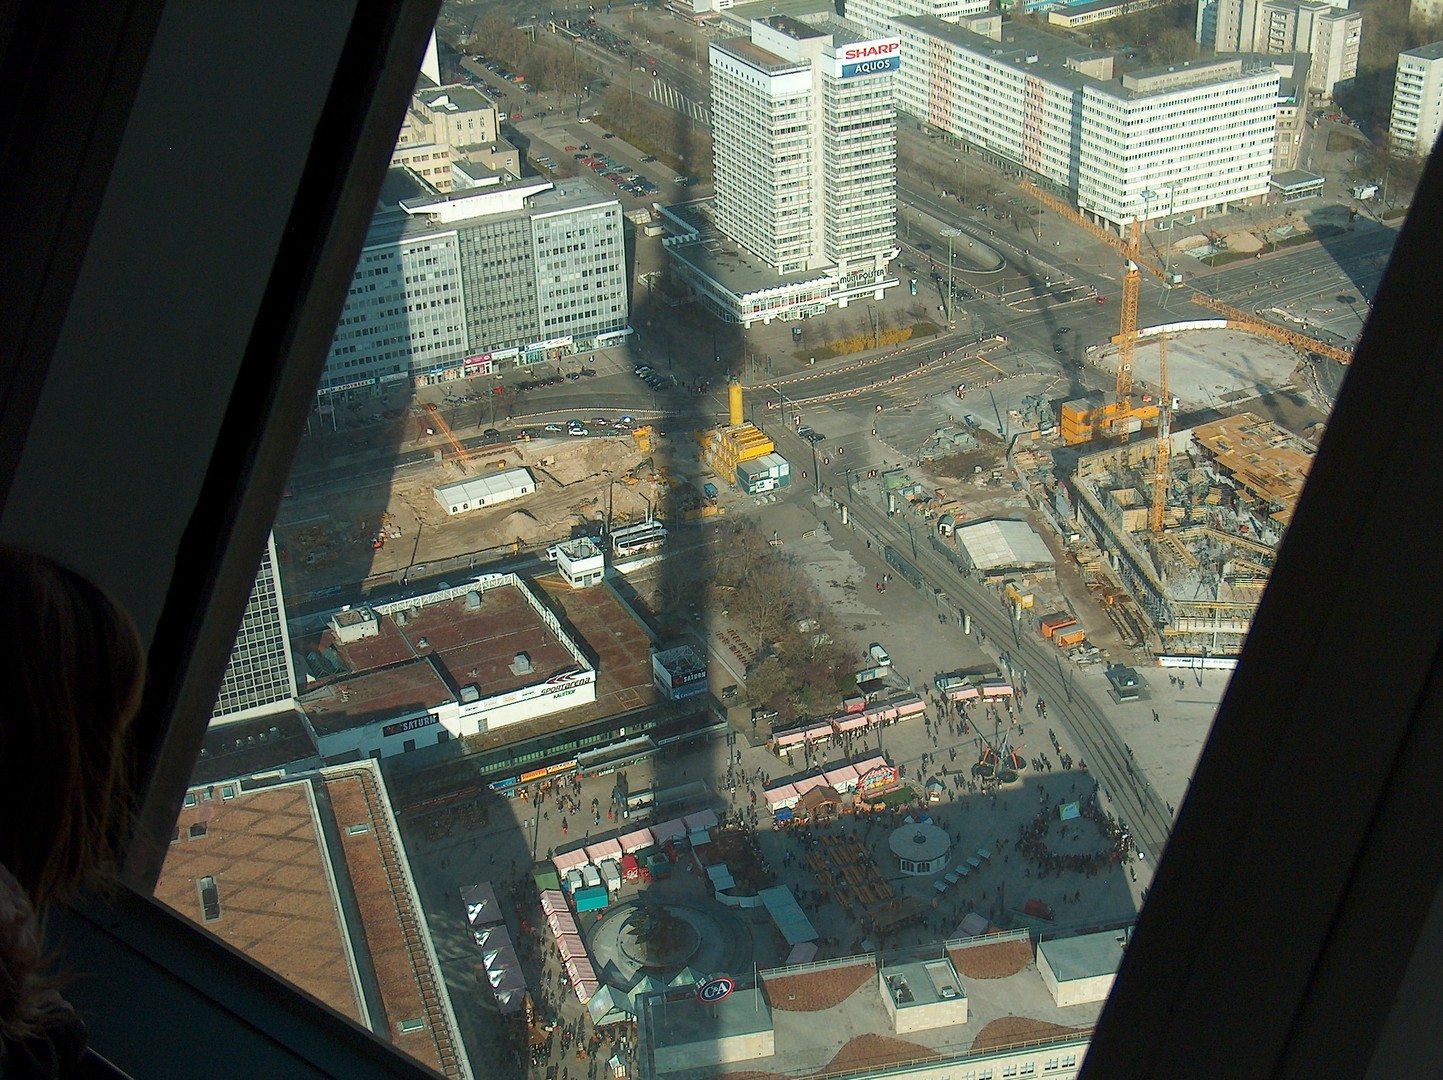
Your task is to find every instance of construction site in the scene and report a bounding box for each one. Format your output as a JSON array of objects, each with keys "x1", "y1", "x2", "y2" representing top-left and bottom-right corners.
[
  {"x1": 1012, "y1": 186, "x2": 1338, "y2": 659},
  {"x1": 275, "y1": 378, "x2": 797, "y2": 603},
  {"x1": 1062, "y1": 412, "x2": 1315, "y2": 657}
]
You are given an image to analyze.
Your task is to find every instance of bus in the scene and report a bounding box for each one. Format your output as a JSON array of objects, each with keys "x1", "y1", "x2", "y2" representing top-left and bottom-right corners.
[{"x1": 610, "y1": 520, "x2": 667, "y2": 558}]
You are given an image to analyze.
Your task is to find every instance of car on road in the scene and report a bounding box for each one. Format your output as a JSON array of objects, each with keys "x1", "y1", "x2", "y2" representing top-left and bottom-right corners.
[
  {"x1": 568, "y1": 427, "x2": 588, "y2": 436},
  {"x1": 580, "y1": 368, "x2": 596, "y2": 377},
  {"x1": 640, "y1": 154, "x2": 656, "y2": 162},
  {"x1": 1057, "y1": 326, "x2": 1071, "y2": 333},
  {"x1": 619, "y1": 415, "x2": 634, "y2": 424},
  {"x1": 578, "y1": 143, "x2": 591, "y2": 150},
  {"x1": 566, "y1": 371, "x2": 582, "y2": 380},
  {"x1": 602, "y1": 132, "x2": 615, "y2": 138},
  {"x1": 1054, "y1": 344, "x2": 1065, "y2": 354},
  {"x1": 578, "y1": 116, "x2": 591, "y2": 123},
  {"x1": 544, "y1": 424, "x2": 563, "y2": 432},
  {"x1": 483, "y1": 428, "x2": 502, "y2": 438}
]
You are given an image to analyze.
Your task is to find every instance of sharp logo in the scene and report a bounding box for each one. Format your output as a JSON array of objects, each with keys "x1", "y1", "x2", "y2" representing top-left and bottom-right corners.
[{"x1": 843, "y1": 41, "x2": 899, "y2": 61}]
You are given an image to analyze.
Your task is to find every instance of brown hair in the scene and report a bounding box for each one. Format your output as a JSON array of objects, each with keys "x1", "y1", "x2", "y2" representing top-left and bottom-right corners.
[{"x1": 0, "y1": 547, "x2": 145, "y2": 908}]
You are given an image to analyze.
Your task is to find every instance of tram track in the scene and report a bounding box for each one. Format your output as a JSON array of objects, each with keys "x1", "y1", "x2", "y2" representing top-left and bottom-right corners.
[{"x1": 841, "y1": 493, "x2": 1173, "y2": 865}]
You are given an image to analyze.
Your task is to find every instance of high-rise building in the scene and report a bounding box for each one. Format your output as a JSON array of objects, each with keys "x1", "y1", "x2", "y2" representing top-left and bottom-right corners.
[
  {"x1": 1199, "y1": 0, "x2": 1359, "y2": 100},
  {"x1": 894, "y1": 18, "x2": 1279, "y2": 233},
  {"x1": 319, "y1": 174, "x2": 629, "y2": 396},
  {"x1": 1390, "y1": 42, "x2": 1443, "y2": 156},
  {"x1": 210, "y1": 533, "x2": 298, "y2": 724},
  {"x1": 1234, "y1": 0, "x2": 1360, "y2": 98},
  {"x1": 669, "y1": 15, "x2": 898, "y2": 324}
]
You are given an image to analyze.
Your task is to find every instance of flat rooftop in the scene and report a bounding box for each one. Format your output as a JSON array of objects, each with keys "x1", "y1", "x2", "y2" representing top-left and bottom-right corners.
[
  {"x1": 367, "y1": 175, "x2": 614, "y2": 246},
  {"x1": 157, "y1": 768, "x2": 463, "y2": 1075},
  {"x1": 712, "y1": 35, "x2": 810, "y2": 72},
  {"x1": 896, "y1": 15, "x2": 1270, "y2": 99},
  {"x1": 955, "y1": 519, "x2": 1055, "y2": 570},
  {"x1": 669, "y1": 226, "x2": 835, "y2": 299},
  {"x1": 193, "y1": 711, "x2": 319, "y2": 784},
  {"x1": 298, "y1": 581, "x2": 581, "y2": 735},
  {"x1": 642, "y1": 942, "x2": 1097, "y2": 1079},
  {"x1": 156, "y1": 781, "x2": 360, "y2": 1022},
  {"x1": 882, "y1": 957, "x2": 965, "y2": 1008},
  {"x1": 416, "y1": 84, "x2": 494, "y2": 113},
  {"x1": 1038, "y1": 929, "x2": 1127, "y2": 983}
]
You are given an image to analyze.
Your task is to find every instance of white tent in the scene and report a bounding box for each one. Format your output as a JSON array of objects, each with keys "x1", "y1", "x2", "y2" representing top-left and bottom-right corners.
[
  {"x1": 495, "y1": 987, "x2": 527, "y2": 1014},
  {"x1": 619, "y1": 827, "x2": 654, "y2": 853},
  {"x1": 683, "y1": 809, "x2": 718, "y2": 832},
  {"x1": 586, "y1": 838, "x2": 624, "y2": 863},
  {"x1": 460, "y1": 881, "x2": 503, "y2": 927},
  {"x1": 553, "y1": 848, "x2": 591, "y2": 874},
  {"x1": 471, "y1": 924, "x2": 512, "y2": 952},
  {"x1": 483, "y1": 943, "x2": 521, "y2": 975},
  {"x1": 555, "y1": 932, "x2": 586, "y2": 960},
  {"x1": 587, "y1": 984, "x2": 632, "y2": 1026}
]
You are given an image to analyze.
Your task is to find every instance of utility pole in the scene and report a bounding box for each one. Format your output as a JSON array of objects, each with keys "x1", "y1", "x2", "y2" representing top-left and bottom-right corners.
[{"x1": 941, "y1": 227, "x2": 961, "y2": 330}]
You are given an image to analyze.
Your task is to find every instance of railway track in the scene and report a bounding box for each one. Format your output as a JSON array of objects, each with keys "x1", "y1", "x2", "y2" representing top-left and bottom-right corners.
[{"x1": 844, "y1": 495, "x2": 1173, "y2": 865}]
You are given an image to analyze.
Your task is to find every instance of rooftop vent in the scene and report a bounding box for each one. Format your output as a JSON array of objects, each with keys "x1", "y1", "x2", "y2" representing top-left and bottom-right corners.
[{"x1": 199, "y1": 876, "x2": 221, "y2": 922}]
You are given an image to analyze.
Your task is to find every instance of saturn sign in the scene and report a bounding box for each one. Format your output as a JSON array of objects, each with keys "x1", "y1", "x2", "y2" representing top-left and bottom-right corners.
[{"x1": 696, "y1": 976, "x2": 736, "y2": 1004}]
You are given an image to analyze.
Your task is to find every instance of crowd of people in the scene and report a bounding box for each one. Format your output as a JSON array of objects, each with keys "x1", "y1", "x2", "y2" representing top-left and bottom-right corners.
[{"x1": 1014, "y1": 789, "x2": 1133, "y2": 880}]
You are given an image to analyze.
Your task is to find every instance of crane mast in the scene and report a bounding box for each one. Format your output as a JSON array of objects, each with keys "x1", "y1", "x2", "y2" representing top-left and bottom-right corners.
[{"x1": 1150, "y1": 331, "x2": 1171, "y2": 533}]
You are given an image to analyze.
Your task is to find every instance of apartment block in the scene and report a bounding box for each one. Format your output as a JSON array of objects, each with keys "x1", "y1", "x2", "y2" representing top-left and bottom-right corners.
[
  {"x1": 1199, "y1": 0, "x2": 1358, "y2": 98},
  {"x1": 1391, "y1": 42, "x2": 1443, "y2": 156},
  {"x1": 893, "y1": 18, "x2": 1279, "y2": 232},
  {"x1": 845, "y1": 0, "x2": 989, "y2": 39}
]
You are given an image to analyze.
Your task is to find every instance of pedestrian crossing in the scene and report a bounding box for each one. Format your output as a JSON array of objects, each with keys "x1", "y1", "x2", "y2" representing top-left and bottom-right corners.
[{"x1": 650, "y1": 78, "x2": 709, "y2": 125}]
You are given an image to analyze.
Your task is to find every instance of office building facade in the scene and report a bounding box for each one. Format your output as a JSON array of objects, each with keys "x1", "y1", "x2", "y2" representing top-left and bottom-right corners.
[
  {"x1": 1390, "y1": 42, "x2": 1443, "y2": 156},
  {"x1": 845, "y1": 0, "x2": 989, "y2": 39},
  {"x1": 893, "y1": 17, "x2": 1279, "y2": 232},
  {"x1": 211, "y1": 533, "x2": 298, "y2": 724},
  {"x1": 712, "y1": 17, "x2": 899, "y2": 279},
  {"x1": 320, "y1": 176, "x2": 628, "y2": 396}
]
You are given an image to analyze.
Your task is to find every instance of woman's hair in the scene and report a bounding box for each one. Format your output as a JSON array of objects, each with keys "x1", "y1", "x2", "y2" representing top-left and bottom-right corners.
[{"x1": 0, "y1": 547, "x2": 145, "y2": 907}]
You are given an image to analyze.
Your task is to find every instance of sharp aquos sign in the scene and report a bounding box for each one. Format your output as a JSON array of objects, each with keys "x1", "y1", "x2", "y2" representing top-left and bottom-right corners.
[{"x1": 838, "y1": 38, "x2": 900, "y2": 78}]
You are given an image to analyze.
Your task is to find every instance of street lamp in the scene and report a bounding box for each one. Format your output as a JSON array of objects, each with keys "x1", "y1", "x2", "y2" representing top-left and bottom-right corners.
[{"x1": 941, "y1": 227, "x2": 962, "y2": 330}]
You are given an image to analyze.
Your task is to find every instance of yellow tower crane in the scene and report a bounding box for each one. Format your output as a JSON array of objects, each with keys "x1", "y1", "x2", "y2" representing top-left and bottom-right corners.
[
  {"x1": 1150, "y1": 332, "x2": 1170, "y2": 534},
  {"x1": 1019, "y1": 180, "x2": 1354, "y2": 365},
  {"x1": 1117, "y1": 219, "x2": 1142, "y2": 406}
]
